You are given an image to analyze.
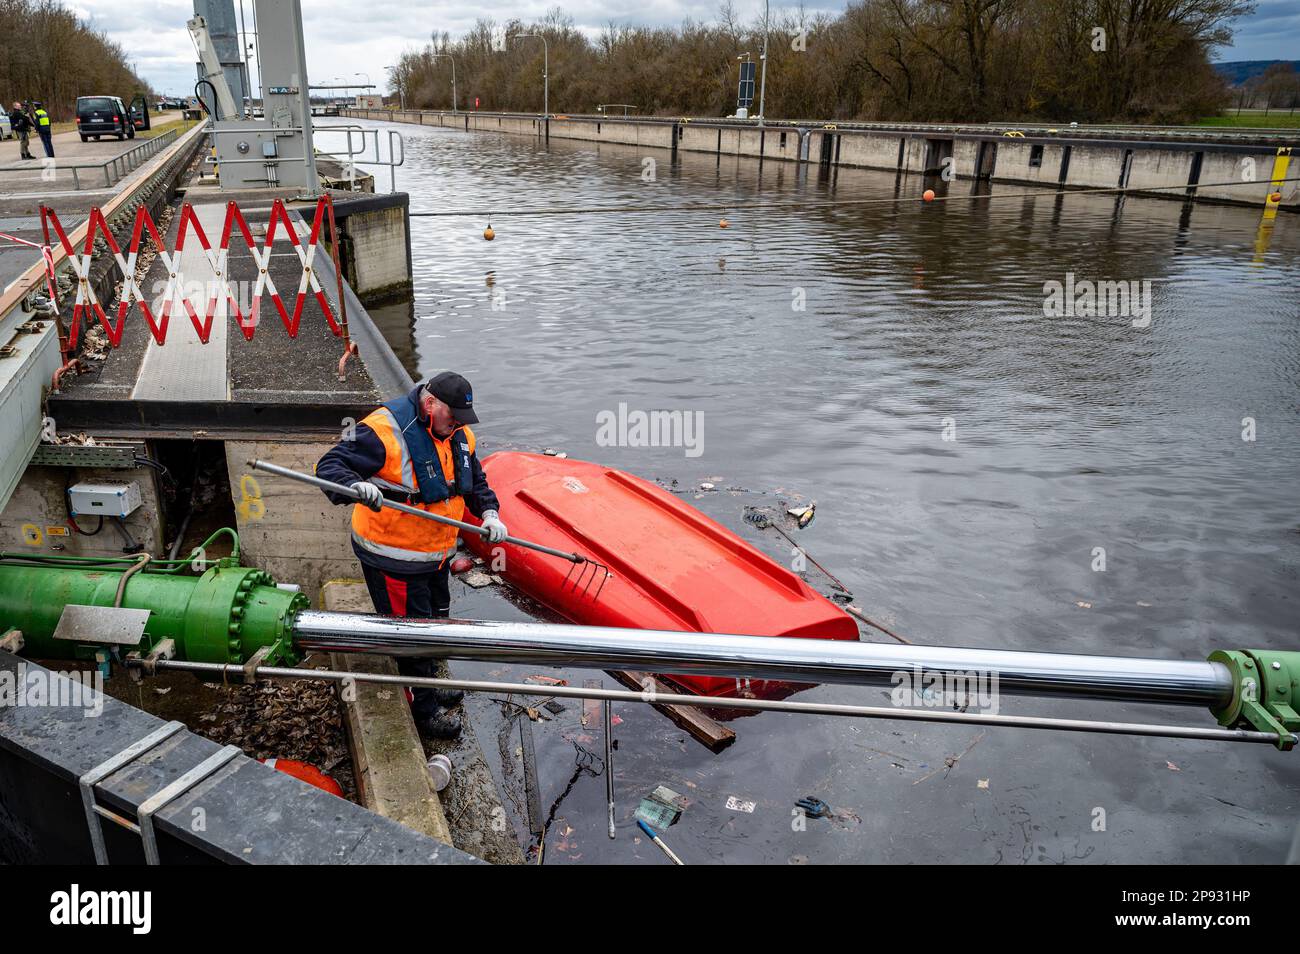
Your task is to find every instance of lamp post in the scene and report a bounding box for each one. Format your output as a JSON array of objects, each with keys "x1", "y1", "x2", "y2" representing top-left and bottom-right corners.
[
  {"x1": 512, "y1": 33, "x2": 548, "y2": 117},
  {"x1": 355, "y1": 71, "x2": 370, "y2": 107},
  {"x1": 757, "y1": 0, "x2": 769, "y2": 125},
  {"x1": 431, "y1": 53, "x2": 458, "y2": 112}
]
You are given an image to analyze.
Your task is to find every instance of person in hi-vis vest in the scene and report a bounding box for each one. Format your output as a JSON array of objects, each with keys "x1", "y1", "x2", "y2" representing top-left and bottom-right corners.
[
  {"x1": 31, "y1": 102, "x2": 53, "y2": 158},
  {"x1": 317, "y1": 372, "x2": 506, "y2": 739}
]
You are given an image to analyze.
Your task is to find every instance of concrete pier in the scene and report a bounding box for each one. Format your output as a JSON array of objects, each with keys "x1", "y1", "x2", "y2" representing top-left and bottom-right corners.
[{"x1": 0, "y1": 145, "x2": 521, "y2": 862}]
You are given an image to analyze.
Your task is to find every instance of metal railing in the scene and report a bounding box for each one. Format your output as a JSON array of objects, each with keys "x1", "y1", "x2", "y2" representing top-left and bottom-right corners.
[
  {"x1": 344, "y1": 107, "x2": 1299, "y2": 148},
  {"x1": 0, "y1": 127, "x2": 182, "y2": 191},
  {"x1": 204, "y1": 123, "x2": 406, "y2": 192}
]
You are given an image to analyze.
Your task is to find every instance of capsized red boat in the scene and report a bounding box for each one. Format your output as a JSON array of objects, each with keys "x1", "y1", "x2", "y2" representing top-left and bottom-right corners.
[{"x1": 462, "y1": 452, "x2": 858, "y2": 700}]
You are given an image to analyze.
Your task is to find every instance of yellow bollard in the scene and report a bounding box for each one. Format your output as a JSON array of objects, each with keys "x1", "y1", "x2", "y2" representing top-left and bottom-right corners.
[{"x1": 1263, "y1": 147, "x2": 1291, "y2": 223}]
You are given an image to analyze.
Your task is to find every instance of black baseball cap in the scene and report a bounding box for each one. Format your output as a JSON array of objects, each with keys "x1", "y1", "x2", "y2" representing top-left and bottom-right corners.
[{"x1": 423, "y1": 371, "x2": 479, "y2": 424}]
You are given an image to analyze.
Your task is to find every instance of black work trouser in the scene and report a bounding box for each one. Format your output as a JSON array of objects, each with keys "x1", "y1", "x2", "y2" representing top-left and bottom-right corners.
[
  {"x1": 359, "y1": 561, "x2": 451, "y2": 718},
  {"x1": 37, "y1": 128, "x2": 52, "y2": 157}
]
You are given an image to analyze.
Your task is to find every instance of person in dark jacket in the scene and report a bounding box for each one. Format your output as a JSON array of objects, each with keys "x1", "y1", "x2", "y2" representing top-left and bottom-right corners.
[
  {"x1": 9, "y1": 103, "x2": 34, "y2": 160},
  {"x1": 316, "y1": 372, "x2": 506, "y2": 739}
]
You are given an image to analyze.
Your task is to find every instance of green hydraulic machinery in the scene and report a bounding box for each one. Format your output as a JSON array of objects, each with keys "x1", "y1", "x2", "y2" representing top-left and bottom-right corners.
[
  {"x1": 0, "y1": 528, "x2": 1296, "y2": 750},
  {"x1": 0, "y1": 531, "x2": 305, "y2": 668}
]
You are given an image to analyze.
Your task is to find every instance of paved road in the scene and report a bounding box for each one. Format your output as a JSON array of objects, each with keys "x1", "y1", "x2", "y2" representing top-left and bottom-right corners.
[
  {"x1": 0, "y1": 111, "x2": 184, "y2": 188},
  {"x1": 0, "y1": 111, "x2": 185, "y2": 292}
]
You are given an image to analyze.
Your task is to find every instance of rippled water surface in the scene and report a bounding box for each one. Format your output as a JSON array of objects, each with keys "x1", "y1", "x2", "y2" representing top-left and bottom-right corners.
[{"x1": 325, "y1": 119, "x2": 1300, "y2": 864}]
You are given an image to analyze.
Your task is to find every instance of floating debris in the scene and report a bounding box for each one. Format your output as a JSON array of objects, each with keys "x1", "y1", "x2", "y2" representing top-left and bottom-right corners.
[
  {"x1": 725, "y1": 795, "x2": 756, "y2": 813},
  {"x1": 634, "y1": 784, "x2": 687, "y2": 830},
  {"x1": 787, "y1": 503, "x2": 816, "y2": 528},
  {"x1": 794, "y1": 795, "x2": 831, "y2": 819},
  {"x1": 426, "y1": 753, "x2": 452, "y2": 792}
]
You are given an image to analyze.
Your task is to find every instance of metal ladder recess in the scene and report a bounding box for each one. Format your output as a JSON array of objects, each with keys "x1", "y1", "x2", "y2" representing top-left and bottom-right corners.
[{"x1": 78, "y1": 720, "x2": 241, "y2": 864}]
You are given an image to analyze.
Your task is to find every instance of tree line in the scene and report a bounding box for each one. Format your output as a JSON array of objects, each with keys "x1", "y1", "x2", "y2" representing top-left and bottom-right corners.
[
  {"x1": 0, "y1": 0, "x2": 149, "y2": 121},
  {"x1": 390, "y1": 0, "x2": 1255, "y2": 123}
]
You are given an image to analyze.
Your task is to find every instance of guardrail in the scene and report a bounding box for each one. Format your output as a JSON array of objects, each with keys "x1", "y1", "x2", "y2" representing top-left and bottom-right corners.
[
  {"x1": 0, "y1": 127, "x2": 182, "y2": 191},
  {"x1": 344, "y1": 107, "x2": 1299, "y2": 148},
  {"x1": 0, "y1": 121, "x2": 207, "y2": 320}
]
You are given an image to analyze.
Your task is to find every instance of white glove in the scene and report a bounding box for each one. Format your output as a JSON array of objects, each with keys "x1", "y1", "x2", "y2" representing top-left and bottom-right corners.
[
  {"x1": 481, "y1": 510, "x2": 507, "y2": 544},
  {"x1": 351, "y1": 481, "x2": 383, "y2": 512}
]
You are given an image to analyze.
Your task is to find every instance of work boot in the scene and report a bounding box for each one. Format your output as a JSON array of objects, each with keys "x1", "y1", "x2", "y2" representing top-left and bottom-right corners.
[
  {"x1": 432, "y1": 687, "x2": 465, "y2": 707},
  {"x1": 414, "y1": 707, "x2": 462, "y2": 740}
]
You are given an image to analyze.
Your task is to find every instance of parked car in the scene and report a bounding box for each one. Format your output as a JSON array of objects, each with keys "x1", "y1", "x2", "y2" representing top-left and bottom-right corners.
[
  {"x1": 0, "y1": 112, "x2": 11, "y2": 139},
  {"x1": 75, "y1": 95, "x2": 135, "y2": 141}
]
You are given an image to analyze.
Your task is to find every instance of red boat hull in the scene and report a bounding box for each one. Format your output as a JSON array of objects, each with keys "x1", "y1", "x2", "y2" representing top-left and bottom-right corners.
[{"x1": 463, "y1": 453, "x2": 858, "y2": 700}]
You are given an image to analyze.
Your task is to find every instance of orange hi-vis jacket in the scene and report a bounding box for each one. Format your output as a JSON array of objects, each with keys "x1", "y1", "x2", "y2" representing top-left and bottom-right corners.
[{"x1": 350, "y1": 405, "x2": 476, "y2": 565}]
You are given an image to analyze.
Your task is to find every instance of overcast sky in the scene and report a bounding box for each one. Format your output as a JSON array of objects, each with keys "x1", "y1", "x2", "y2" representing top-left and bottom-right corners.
[{"x1": 75, "y1": 0, "x2": 1299, "y2": 97}]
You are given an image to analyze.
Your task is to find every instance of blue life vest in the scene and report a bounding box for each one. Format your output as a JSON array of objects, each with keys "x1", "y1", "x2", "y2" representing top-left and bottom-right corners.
[{"x1": 382, "y1": 394, "x2": 473, "y2": 504}]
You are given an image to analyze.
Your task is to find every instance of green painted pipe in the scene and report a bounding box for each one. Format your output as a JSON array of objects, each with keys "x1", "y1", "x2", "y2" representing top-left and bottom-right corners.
[{"x1": 0, "y1": 557, "x2": 305, "y2": 665}]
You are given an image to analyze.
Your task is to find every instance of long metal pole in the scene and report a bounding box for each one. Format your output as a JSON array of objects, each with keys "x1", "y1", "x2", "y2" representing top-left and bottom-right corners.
[
  {"x1": 290, "y1": 610, "x2": 1235, "y2": 707},
  {"x1": 237, "y1": 0, "x2": 252, "y2": 115},
  {"x1": 288, "y1": 0, "x2": 319, "y2": 195},
  {"x1": 127, "y1": 659, "x2": 1286, "y2": 746},
  {"x1": 432, "y1": 55, "x2": 457, "y2": 112},
  {"x1": 604, "y1": 699, "x2": 615, "y2": 839},
  {"x1": 757, "y1": 0, "x2": 768, "y2": 126},
  {"x1": 248, "y1": 458, "x2": 589, "y2": 565}
]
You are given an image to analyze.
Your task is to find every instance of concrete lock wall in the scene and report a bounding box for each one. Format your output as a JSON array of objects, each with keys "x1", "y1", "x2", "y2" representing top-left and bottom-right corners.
[
  {"x1": 346, "y1": 109, "x2": 1297, "y2": 209},
  {"x1": 343, "y1": 204, "x2": 411, "y2": 303},
  {"x1": 224, "y1": 440, "x2": 360, "y2": 607},
  {"x1": 994, "y1": 140, "x2": 1070, "y2": 185},
  {"x1": 838, "y1": 132, "x2": 904, "y2": 170},
  {"x1": 1197, "y1": 151, "x2": 1283, "y2": 204}
]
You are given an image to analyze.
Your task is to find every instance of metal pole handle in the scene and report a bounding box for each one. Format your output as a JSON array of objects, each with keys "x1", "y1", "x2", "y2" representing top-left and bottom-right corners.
[{"x1": 248, "y1": 459, "x2": 585, "y2": 564}]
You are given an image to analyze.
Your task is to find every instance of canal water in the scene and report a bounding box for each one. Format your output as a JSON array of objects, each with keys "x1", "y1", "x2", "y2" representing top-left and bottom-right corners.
[{"x1": 325, "y1": 119, "x2": 1300, "y2": 864}]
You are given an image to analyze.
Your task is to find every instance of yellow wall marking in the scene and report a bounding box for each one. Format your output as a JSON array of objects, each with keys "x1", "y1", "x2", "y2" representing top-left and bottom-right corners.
[{"x1": 237, "y1": 474, "x2": 265, "y2": 521}]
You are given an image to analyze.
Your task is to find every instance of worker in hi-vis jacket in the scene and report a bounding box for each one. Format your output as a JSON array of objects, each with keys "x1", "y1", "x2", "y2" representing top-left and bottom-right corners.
[{"x1": 316, "y1": 372, "x2": 507, "y2": 739}]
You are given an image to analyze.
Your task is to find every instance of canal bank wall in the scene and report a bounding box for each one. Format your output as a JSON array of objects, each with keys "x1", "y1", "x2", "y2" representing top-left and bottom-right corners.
[{"x1": 345, "y1": 108, "x2": 1297, "y2": 211}]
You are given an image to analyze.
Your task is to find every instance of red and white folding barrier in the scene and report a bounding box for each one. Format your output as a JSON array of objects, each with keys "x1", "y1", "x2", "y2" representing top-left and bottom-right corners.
[{"x1": 40, "y1": 196, "x2": 349, "y2": 351}]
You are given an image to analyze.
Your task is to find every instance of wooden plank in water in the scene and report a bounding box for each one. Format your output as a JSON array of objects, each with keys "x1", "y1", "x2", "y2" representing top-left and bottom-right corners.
[{"x1": 607, "y1": 670, "x2": 736, "y2": 753}]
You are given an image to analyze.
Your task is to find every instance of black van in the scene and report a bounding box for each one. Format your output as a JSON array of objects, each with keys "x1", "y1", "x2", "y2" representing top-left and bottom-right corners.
[{"x1": 76, "y1": 96, "x2": 135, "y2": 141}]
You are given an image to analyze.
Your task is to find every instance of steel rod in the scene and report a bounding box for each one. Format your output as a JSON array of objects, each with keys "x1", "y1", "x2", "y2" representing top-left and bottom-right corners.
[
  {"x1": 126, "y1": 659, "x2": 1287, "y2": 746},
  {"x1": 291, "y1": 610, "x2": 1235, "y2": 708},
  {"x1": 249, "y1": 458, "x2": 587, "y2": 564},
  {"x1": 604, "y1": 698, "x2": 615, "y2": 839}
]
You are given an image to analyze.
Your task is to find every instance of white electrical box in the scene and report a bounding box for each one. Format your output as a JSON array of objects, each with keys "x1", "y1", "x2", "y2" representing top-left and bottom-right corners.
[{"x1": 68, "y1": 481, "x2": 142, "y2": 517}]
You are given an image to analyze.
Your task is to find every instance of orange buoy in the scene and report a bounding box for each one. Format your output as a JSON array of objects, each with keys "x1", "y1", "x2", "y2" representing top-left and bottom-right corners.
[
  {"x1": 719, "y1": 218, "x2": 729, "y2": 229},
  {"x1": 260, "y1": 758, "x2": 345, "y2": 798},
  {"x1": 483, "y1": 226, "x2": 496, "y2": 241},
  {"x1": 1269, "y1": 192, "x2": 1282, "y2": 202},
  {"x1": 923, "y1": 189, "x2": 936, "y2": 202},
  {"x1": 450, "y1": 555, "x2": 474, "y2": 574}
]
